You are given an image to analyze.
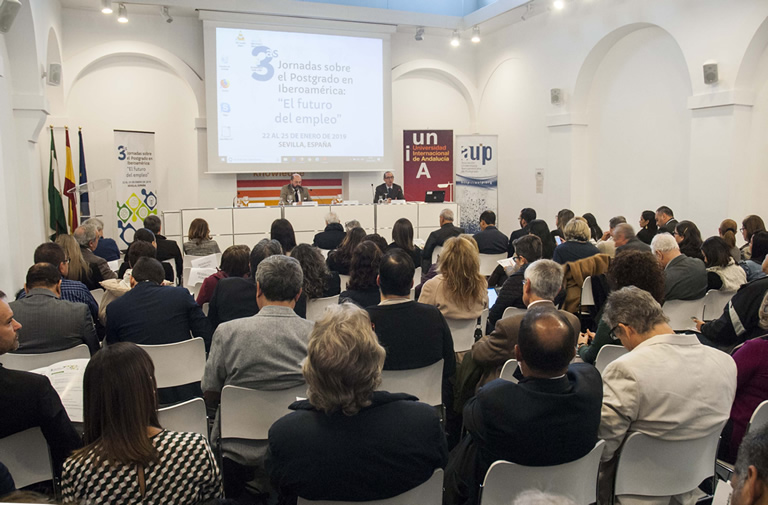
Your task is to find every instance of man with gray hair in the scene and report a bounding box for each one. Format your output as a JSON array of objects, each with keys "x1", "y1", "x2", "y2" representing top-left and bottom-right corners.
[
  {"x1": 651, "y1": 232, "x2": 707, "y2": 301},
  {"x1": 597, "y1": 286, "x2": 736, "y2": 502},
  {"x1": 84, "y1": 217, "x2": 120, "y2": 262},
  {"x1": 313, "y1": 212, "x2": 346, "y2": 250},
  {"x1": 729, "y1": 424, "x2": 768, "y2": 505},
  {"x1": 472, "y1": 259, "x2": 580, "y2": 386},
  {"x1": 74, "y1": 223, "x2": 117, "y2": 290},
  {"x1": 422, "y1": 208, "x2": 464, "y2": 270},
  {"x1": 203, "y1": 254, "x2": 314, "y2": 500},
  {"x1": 613, "y1": 223, "x2": 651, "y2": 254},
  {"x1": 597, "y1": 216, "x2": 627, "y2": 257}
]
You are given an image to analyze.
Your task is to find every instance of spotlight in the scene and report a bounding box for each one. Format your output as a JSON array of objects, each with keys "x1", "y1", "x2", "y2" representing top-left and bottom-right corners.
[
  {"x1": 415, "y1": 27, "x2": 424, "y2": 41},
  {"x1": 450, "y1": 30, "x2": 460, "y2": 47},
  {"x1": 471, "y1": 26, "x2": 481, "y2": 43},
  {"x1": 117, "y1": 3, "x2": 128, "y2": 22},
  {"x1": 553, "y1": 0, "x2": 565, "y2": 10},
  {"x1": 100, "y1": 0, "x2": 113, "y2": 14},
  {"x1": 161, "y1": 5, "x2": 173, "y2": 23}
]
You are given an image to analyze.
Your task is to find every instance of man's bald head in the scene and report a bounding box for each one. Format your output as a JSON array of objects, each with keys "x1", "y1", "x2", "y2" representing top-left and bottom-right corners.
[{"x1": 517, "y1": 307, "x2": 576, "y2": 376}]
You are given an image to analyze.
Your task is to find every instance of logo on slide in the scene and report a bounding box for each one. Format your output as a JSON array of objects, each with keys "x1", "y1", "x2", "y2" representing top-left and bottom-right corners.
[
  {"x1": 220, "y1": 79, "x2": 230, "y2": 89},
  {"x1": 251, "y1": 45, "x2": 276, "y2": 82},
  {"x1": 236, "y1": 32, "x2": 245, "y2": 42},
  {"x1": 221, "y1": 103, "x2": 231, "y2": 113}
]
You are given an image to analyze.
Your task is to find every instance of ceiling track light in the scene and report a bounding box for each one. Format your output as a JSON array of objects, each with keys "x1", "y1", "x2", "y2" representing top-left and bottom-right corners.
[
  {"x1": 415, "y1": 27, "x2": 424, "y2": 41},
  {"x1": 161, "y1": 5, "x2": 173, "y2": 23},
  {"x1": 100, "y1": 0, "x2": 113, "y2": 14},
  {"x1": 471, "y1": 26, "x2": 481, "y2": 43},
  {"x1": 450, "y1": 30, "x2": 460, "y2": 47},
  {"x1": 553, "y1": 0, "x2": 565, "y2": 10},
  {"x1": 117, "y1": 3, "x2": 128, "y2": 22}
]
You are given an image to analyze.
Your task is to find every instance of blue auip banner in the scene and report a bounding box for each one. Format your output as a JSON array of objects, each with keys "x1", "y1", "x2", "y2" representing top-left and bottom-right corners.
[{"x1": 455, "y1": 135, "x2": 498, "y2": 234}]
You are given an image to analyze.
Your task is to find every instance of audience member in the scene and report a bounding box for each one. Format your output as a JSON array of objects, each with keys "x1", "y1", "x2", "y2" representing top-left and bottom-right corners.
[
  {"x1": 596, "y1": 216, "x2": 627, "y2": 258},
  {"x1": 202, "y1": 254, "x2": 313, "y2": 499},
  {"x1": 551, "y1": 209, "x2": 574, "y2": 241},
  {"x1": 728, "y1": 421, "x2": 768, "y2": 505},
  {"x1": 446, "y1": 307, "x2": 601, "y2": 505},
  {"x1": 345, "y1": 219, "x2": 361, "y2": 231},
  {"x1": 613, "y1": 223, "x2": 651, "y2": 254},
  {"x1": 290, "y1": 244, "x2": 340, "y2": 300},
  {"x1": 472, "y1": 210, "x2": 508, "y2": 254},
  {"x1": 528, "y1": 219, "x2": 556, "y2": 260},
  {"x1": 637, "y1": 210, "x2": 658, "y2": 245},
  {"x1": 271, "y1": 218, "x2": 297, "y2": 254},
  {"x1": 741, "y1": 215, "x2": 766, "y2": 261},
  {"x1": 56, "y1": 233, "x2": 91, "y2": 287},
  {"x1": 312, "y1": 212, "x2": 345, "y2": 250},
  {"x1": 577, "y1": 251, "x2": 665, "y2": 364},
  {"x1": 98, "y1": 241, "x2": 156, "y2": 325},
  {"x1": 651, "y1": 233, "x2": 707, "y2": 301},
  {"x1": 387, "y1": 217, "x2": 422, "y2": 267},
  {"x1": 486, "y1": 235, "x2": 542, "y2": 332},
  {"x1": 339, "y1": 241, "x2": 382, "y2": 308},
  {"x1": 597, "y1": 287, "x2": 736, "y2": 502},
  {"x1": 366, "y1": 250, "x2": 455, "y2": 403},
  {"x1": 196, "y1": 245, "x2": 250, "y2": 306},
  {"x1": 363, "y1": 233, "x2": 389, "y2": 253},
  {"x1": 702, "y1": 236, "x2": 747, "y2": 291},
  {"x1": 655, "y1": 205, "x2": 678, "y2": 235},
  {"x1": 744, "y1": 231, "x2": 768, "y2": 282},
  {"x1": 144, "y1": 214, "x2": 183, "y2": 284},
  {"x1": 674, "y1": 220, "x2": 704, "y2": 260},
  {"x1": 267, "y1": 303, "x2": 447, "y2": 504},
  {"x1": 184, "y1": 218, "x2": 221, "y2": 256},
  {"x1": 326, "y1": 227, "x2": 366, "y2": 275},
  {"x1": 473, "y1": 259, "x2": 577, "y2": 386},
  {"x1": 508, "y1": 207, "x2": 536, "y2": 247},
  {"x1": 720, "y1": 218, "x2": 742, "y2": 264},
  {"x1": 74, "y1": 224, "x2": 117, "y2": 289},
  {"x1": 84, "y1": 217, "x2": 120, "y2": 262},
  {"x1": 422, "y1": 208, "x2": 465, "y2": 271},
  {"x1": 10, "y1": 263, "x2": 98, "y2": 355},
  {"x1": 118, "y1": 228, "x2": 174, "y2": 282},
  {"x1": 582, "y1": 213, "x2": 603, "y2": 243},
  {"x1": 552, "y1": 217, "x2": 600, "y2": 264},
  {"x1": 279, "y1": 173, "x2": 312, "y2": 204},
  {"x1": 420, "y1": 235, "x2": 488, "y2": 320},
  {"x1": 62, "y1": 343, "x2": 222, "y2": 504},
  {"x1": 373, "y1": 170, "x2": 404, "y2": 202},
  {"x1": 0, "y1": 298, "x2": 81, "y2": 478}
]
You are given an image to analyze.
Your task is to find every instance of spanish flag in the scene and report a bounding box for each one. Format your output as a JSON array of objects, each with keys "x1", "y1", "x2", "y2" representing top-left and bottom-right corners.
[{"x1": 64, "y1": 127, "x2": 78, "y2": 232}]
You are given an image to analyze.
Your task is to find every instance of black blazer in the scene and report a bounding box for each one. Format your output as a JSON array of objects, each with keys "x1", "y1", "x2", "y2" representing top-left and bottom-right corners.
[
  {"x1": 422, "y1": 223, "x2": 464, "y2": 270},
  {"x1": 473, "y1": 226, "x2": 509, "y2": 255},
  {"x1": 208, "y1": 277, "x2": 307, "y2": 330},
  {"x1": 373, "y1": 183, "x2": 404, "y2": 202},
  {"x1": 156, "y1": 234, "x2": 183, "y2": 283},
  {"x1": 313, "y1": 223, "x2": 346, "y2": 250}
]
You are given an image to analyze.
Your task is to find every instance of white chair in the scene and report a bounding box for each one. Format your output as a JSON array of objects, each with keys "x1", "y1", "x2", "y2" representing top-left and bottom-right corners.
[
  {"x1": 480, "y1": 440, "x2": 605, "y2": 505},
  {"x1": 702, "y1": 290, "x2": 736, "y2": 321},
  {"x1": 138, "y1": 338, "x2": 206, "y2": 388},
  {"x1": 297, "y1": 468, "x2": 444, "y2": 505},
  {"x1": 748, "y1": 400, "x2": 768, "y2": 433},
  {"x1": 499, "y1": 359, "x2": 519, "y2": 383},
  {"x1": 594, "y1": 344, "x2": 629, "y2": 374},
  {"x1": 431, "y1": 245, "x2": 443, "y2": 266},
  {"x1": 613, "y1": 426, "x2": 725, "y2": 501},
  {"x1": 0, "y1": 344, "x2": 90, "y2": 372},
  {"x1": 183, "y1": 253, "x2": 221, "y2": 269},
  {"x1": 220, "y1": 384, "x2": 307, "y2": 441},
  {"x1": 306, "y1": 295, "x2": 340, "y2": 322},
  {"x1": 0, "y1": 428, "x2": 54, "y2": 489},
  {"x1": 479, "y1": 253, "x2": 507, "y2": 277},
  {"x1": 580, "y1": 275, "x2": 594, "y2": 316},
  {"x1": 409, "y1": 287, "x2": 415, "y2": 300},
  {"x1": 163, "y1": 259, "x2": 178, "y2": 285},
  {"x1": 339, "y1": 274, "x2": 351, "y2": 290},
  {"x1": 90, "y1": 288, "x2": 105, "y2": 305},
  {"x1": 378, "y1": 360, "x2": 443, "y2": 406},
  {"x1": 502, "y1": 306, "x2": 527, "y2": 320},
  {"x1": 446, "y1": 317, "x2": 478, "y2": 352},
  {"x1": 662, "y1": 298, "x2": 706, "y2": 331},
  {"x1": 413, "y1": 267, "x2": 422, "y2": 286},
  {"x1": 158, "y1": 397, "x2": 209, "y2": 440},
  {"x1": 479, "y1": 308, "x2": 489, "y2": 336},
  {"x1": 319, "y1": 248, "x2": 331, "y2": 259},
  {"x1": 202, "y1": 302, "x2": 210, "y2": 316}
]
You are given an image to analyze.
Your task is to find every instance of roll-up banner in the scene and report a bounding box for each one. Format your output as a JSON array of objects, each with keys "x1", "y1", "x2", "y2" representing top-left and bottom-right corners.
[
  {"x1": 114, "y1": 130, "x2": 158, "y2": 248},
  {"x1": 403, "y1": 130, "x2": 453, "y2": 202},
  {"x1": 455, "y1": 135, "x2": 498, "y2": 234}
]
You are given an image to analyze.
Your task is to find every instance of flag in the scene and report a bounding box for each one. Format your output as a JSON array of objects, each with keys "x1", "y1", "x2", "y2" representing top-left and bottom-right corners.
[
  {"x1": 64, "y1": 128, "x2": 78, "y2": 232},
  {"x1": 48, "y1": 127, "x2": 67, "y2": 238},
  {"x1": 78, "y1": 128, "x2": 90, "y2": 221}
]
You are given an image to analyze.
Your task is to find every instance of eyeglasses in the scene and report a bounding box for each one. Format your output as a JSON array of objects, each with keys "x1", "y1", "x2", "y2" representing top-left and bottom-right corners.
[
  {"x1": 384, "y1": 176, "x2": 394, "y2": 180},
  {"x1": 609, "y1": 324, "x2": 625, "y2": 341},
  {"x1": 512, "y1": 255, "x2": 520, "y2": 262},
  {"x1": 63, "y1": 258, "x2": 71, "y2": 264}
]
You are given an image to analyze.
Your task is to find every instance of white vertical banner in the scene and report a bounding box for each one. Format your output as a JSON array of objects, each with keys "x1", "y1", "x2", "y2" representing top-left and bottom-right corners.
[
  {"x1": 455, "y1": 135, "x2": 498, "y2": 234},
  {"x1": 114, "y1": 130, "x2": 158, "y2": 248}
]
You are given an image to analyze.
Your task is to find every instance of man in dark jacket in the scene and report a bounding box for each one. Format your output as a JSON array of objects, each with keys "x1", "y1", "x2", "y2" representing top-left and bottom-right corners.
[
  {"x1": 312, "y1": 212, "x2": 346, "y2": 250},
  {"x1": 422, "y1": 209, "x2": 464, "y2": 271},
  {"x1": 144, "y1": 215, "x2": 183, "y2": 285},
  {"x1": 472, "y1": 211, "x2": 508, "y2": 255}
]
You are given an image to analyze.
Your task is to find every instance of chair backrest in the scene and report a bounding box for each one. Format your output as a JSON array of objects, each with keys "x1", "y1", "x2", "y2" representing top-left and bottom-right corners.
[
  {"x1": 183, "y1": 253, "x2": 221, "y2": 269},
  {"x1": 479, "y1": 308, "x2": 489, "y2": 337},
  {"x1": 319, "y1": 248, "x2": 331, "y2": 259},
  {"x1": 480, "y1": 440, "x2": 605, "y2": 505},
  {"x1": 202, "y1": 302, "x2": 210, "y2": 316},
  {"x1": 446, "y1": 317, "x2": 478, "y2": 352},
  {"x1": 662, "y1": 298, "x2": 706, "y2": 331},
  {"x1": 502, "y1": 306, "x2": 527, "y2": 320},
  {"x1": 0, "y1": 344, "x2": 90, "y2": 372},
  {"x1": 702, "y1": 290, "x2": 736, "y2": 321},
  {"x1": 594, "y1": 344, "x2": 629, "y2": 374},
  {"x1": 580, "y1": 276, "x2": 594, "y2": 307},
  {"x1": 0, "y1": 428, "x2": 54, "y2": 489},
  {"x1": 748, "y1": 400, "x2": 768, "y2": 434},
  {"x1": 297, "y1": 468, "x2": 444, "y2": 505},
  {"x1": 378, "y1": 360, "x2": 443, "y2": 406},
  {"x1": 220, "y1": 384, "x2": 307, "y2": 440},
  {"x1": 90, "y1": 288, "x2": 105, "y2": 305},
  {"x1": 137, "y1": 338, "x2": 206, "y2": 388},
  {"x1": 413, "y1": 267, "x2": 422, "y2": 286},
  {"x1": 339, "y1": 274, "x2": 351, "y2": 290},
  {"x1": 409, "y1": 287, "x2": 415, "y2": 300},
  {"x1": 499, "y1": 359, "x2": 519, "y2": 383},
  {"x1": 431, "y1": 246, "x2": 443, "y2": 267},
  {"x1": 158, "y1": 397, "x2": 209, "y2": 440},
  {"x1": 163, "y1": 259, "x2": 178, "y2": 285},
  {"x1": 306, "y1": 295, "x2": 340, "y2": 322},
  {"x1": 479, "y1": 253, "x2": 507, "y2": 277},
  {"x1": 613, "y1": 426, "x2": 725, "y2": 498}
]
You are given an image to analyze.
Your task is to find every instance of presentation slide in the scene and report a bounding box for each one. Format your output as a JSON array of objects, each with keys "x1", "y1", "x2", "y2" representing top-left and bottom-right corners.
[{"x1": 209, "y1": 27, "x2": 387, "y2": 173}]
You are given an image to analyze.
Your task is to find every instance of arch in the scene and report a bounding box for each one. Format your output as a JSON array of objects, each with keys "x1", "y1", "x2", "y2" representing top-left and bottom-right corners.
[
  {"x1": 392, "y1": 59, "x2": 479, "y2": 127},
  {"x1": 4, "y1": 0, "x2": 44, "y2": 98},
  {"x1": 64, "y1": 42, "x2": 205, "y2": 117},
  {"x1": 736, "y1": 16, "x2": 768, "y2": 90}
]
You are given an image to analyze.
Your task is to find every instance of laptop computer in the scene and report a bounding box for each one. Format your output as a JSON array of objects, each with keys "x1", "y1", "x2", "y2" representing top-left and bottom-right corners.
[{"x1": 424, "y1": 190, "x2": 446, "y2": 203}]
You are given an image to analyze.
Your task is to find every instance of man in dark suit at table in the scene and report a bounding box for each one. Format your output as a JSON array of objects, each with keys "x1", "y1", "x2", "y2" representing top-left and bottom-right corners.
[
  {"x1": 144, "y1": 215, "x2": 182, "y2": 285},
  {"x1": 472, "y1": 210, "x2": 508, "y2": 255},
  {"x1": 373, "y1": 171, "x2": 404, "y2": 203},
  {"x1": 421, "y1": 208, "x2": 464, "y2": 271},
  {"x1": 279, "y1": 174, "x2": 312, "y2": 204}
]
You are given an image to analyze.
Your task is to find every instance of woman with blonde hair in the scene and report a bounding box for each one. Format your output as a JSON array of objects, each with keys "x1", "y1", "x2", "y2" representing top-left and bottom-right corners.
[
  {"x1": 267, "y1": 303, "x2": 447, "y2": 503},
  {"x1": 418, "y1": 235, "x2": 488, "y2": 320},
  {"x1": 55, "y1": 234, "x2": 91, "y2": 285},
  {"x1": 184, "y1": 218, "x2": 221, "y2": 255},
  {"x1": 552, "y1": 217, "x2": 600, "y2": 264}
]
